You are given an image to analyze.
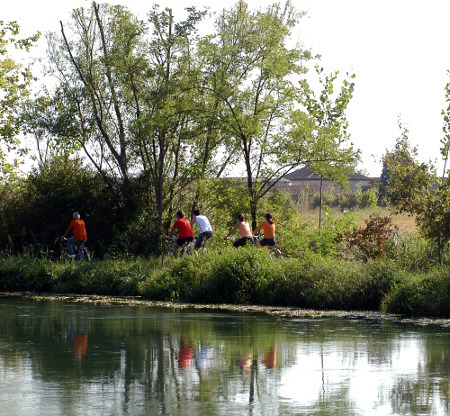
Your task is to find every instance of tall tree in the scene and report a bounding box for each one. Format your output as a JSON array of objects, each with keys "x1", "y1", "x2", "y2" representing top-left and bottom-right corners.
[
  {"x1": 381, "y1": 121, "x2": 450, "y2": 263},
  {"x1": 300, "y1": 66, "x2": 359, "y2": 228},
  {"x1": 0, "y1": 21, "x2": 39, "y2": 181},
  {"x1": 43, "y1": 3, "x2": 147, "y2": 204},
  {"x1": 134, "y1": 5, "x2": 206, "y2": 231},
  {"x1": 36, "y1": 3, "x2": 206, "y2": 233},
  {"x1": 197, "y1": 0, "x2": 314, "y2": 228}
]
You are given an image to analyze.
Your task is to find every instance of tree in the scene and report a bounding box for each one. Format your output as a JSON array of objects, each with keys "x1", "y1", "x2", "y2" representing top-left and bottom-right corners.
[
  {"x1": 300, "y1": 66, "x2": 359, "y2": 229},
  {"x1": 0, "y1": 21, "x2": 39, "y2": 181},
  {"x1": 134, "y1": 5, "x2": 207, "y2": 231},
  {"x1": 414, "y1": 180, "x2": 450, "y2": 264},
  {"x1": 33, "y1": 3, "x2": 207, "y2": 235},
  {"x1": 382, "y1": 120, "x2": 432, "y2": 213},
  {"x1": 381, "y1": 121, "x2": 450, "y2": 263},
  {"x1": 441, "y1": 76, "x2": 450, "y2": 180},
  {"x1": 197, "y1": 0, "x2": 315, "y2": 229}
]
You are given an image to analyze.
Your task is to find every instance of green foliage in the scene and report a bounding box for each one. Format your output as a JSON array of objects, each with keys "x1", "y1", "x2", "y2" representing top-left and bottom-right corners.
[
  {"x1": 0, "y1": 21, "x2": 39, "y2": 180},
  {"x1": 276, "y1": 207, "x2": 354, "y2": 258},
  {"x1": 0, "y1": 154, "x2": 161, "y2": 257},
  {"x1": 0, "y1": 155, "x2": 104, "y2": 254},
  {"x1": 381, "y1": 120, "x2": 450, "y2": 263},
  {"x1": 143, "y1": 249, "x2": 398, "y2": 312},
  {"x1": 197, "y1": 0, "x2": 317, "y2": 228},
  {"x1": 381, "y1": 267, "x2": 450, "y2": 318},
  {"x1": 1, "y1": 244, "x2": 449, "y2": 318},
  {"x1": 300, "y1": 66, "x2": 359, "y2": 187},
  {"x1": 386, "y1": 232, "x2": 437, "y2": 272},
  {"x1": 201, "y1": 178, "x2": 251, "y2": 233},
  {"x1": 413, "y1": 179, "x2": 450, "y2": 263},
  {"x1": 308, "y1": 185, "x2": 378, "y2": 210},
  {"x1": 382, "y1": 121, "x2": 432, "y2": 213},
  {"x1": 260, "y1": 188, "x2": 298, "y2": 224}
]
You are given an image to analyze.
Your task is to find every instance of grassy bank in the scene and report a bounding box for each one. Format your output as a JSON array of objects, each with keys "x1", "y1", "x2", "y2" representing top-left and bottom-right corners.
[{"x1": 0, "y1": 247, "x2": 448, "y2": 319}]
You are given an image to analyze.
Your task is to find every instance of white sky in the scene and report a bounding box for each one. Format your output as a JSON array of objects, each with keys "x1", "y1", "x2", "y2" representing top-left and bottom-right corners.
[{"x1": 4, "y1": 0, "x2": 450, "y2": 177}]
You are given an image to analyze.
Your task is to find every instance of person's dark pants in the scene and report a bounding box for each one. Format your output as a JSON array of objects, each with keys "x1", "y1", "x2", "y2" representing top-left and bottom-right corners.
[
  {"x1": 176, "y1": 236, "x2": 194, "y2": 247},
  {"x1": 233, "y1": 237, "x2": 253, "y2": 247},
  {"x1": 195, "y1": 231, "x2": 212, "y2": 249}
]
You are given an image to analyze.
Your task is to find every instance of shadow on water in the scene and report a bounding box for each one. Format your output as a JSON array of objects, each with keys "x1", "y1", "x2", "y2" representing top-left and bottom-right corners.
[{"x1": 0, "y1": 294, "x2": 448, "y2": 416}]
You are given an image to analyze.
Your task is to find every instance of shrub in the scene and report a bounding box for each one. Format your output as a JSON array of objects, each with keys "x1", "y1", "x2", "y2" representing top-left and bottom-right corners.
[
  {"x1": 338, "y1": 216, "x2": 398, "y2": 261},
  {"x1": 381, "y1": 267, "x2": 450, "y2": 318}
]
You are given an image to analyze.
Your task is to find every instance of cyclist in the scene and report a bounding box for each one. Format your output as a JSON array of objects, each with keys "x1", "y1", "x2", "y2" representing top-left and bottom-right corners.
[
  {"x1": 61, "y1": 211, "x2": 87, "y2": 259},
  {"x1": 252, "y1": 212, "x2": 276, "y2": 249},
  {"x1": 224, "y1": 213, "x2": 253, "y2": 247},
  {"x1": 191, "y1": 209, "x2": 213, "y2": 251},
  {"x1": 168, "y1": 210, "x2": 195, "y2": 258}
]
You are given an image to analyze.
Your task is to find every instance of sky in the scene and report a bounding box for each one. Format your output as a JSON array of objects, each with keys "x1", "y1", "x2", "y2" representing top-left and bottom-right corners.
[{"x1": 4, "y1": 0, "x2": 450, "y2": 177}]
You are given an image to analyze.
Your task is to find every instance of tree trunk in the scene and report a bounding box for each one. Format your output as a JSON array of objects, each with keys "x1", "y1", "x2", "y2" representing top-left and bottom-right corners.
[{"x1": 319, "y1": 175, "x2": 324, "y2": 232}]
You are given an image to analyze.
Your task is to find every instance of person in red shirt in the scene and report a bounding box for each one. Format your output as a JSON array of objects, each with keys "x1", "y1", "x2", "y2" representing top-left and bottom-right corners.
[
  {"x1": 169, "y1": 210, "x2": 195, "y2": 258},
  {"x1": 62, "y1": 211, "x2": 87, "y2": 258}
]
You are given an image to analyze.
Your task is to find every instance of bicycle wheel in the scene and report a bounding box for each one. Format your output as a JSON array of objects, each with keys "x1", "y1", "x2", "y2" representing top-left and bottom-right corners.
[
  {"x1": 162, "y1": 249, "x2": 173, "y2": 266},
  {"x1": 269, "y1": 247, "x2": 284, "y2": 259},
  {"x1": 81, "y1": 248, "x2": 91, "y2": 262},
  {"x1": 60, "y1": 251, "x2": 75, "y2": 263},
  {"x1": 184, "y1": 244, "x2": 198, "y2": 257}
]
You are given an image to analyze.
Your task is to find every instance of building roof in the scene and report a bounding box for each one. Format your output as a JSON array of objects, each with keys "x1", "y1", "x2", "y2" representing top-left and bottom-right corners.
[{"x1": 283, "y1": 166, "x2": 371, "y2": 181}]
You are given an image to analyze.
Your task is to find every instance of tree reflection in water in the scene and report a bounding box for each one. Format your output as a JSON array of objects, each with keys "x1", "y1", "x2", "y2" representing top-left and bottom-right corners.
[{"x1": 0, "y1": 297, "x2": 448, "y2": 416}]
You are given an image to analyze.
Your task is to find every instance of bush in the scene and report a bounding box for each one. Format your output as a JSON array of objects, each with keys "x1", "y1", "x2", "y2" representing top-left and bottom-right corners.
[
  {"x1": 338, "y1": 216, "x2": 398, "y2": 261},
  {"x1": 381, "y1": 267, "x2": 450, "y2": 318},
  {"x1": 0, "y1": 237, "x2": 448, "y2": 319},
  {"x1": 140, "y1": 247, "x2": 399, "y2": 312}
]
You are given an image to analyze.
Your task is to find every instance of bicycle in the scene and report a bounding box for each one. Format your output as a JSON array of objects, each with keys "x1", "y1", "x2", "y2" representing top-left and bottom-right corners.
[
  {"x1": 252, "y1": 233, "x2": 284, "y2": 259},
  {"x1": 195, "y1": 231, "x2": 213, "y2": 253},
  {"x1": 57, "y1": 237, "x2": 91, "y2": 262},
  {"x1": 162, "y1": 236, "x2": 198, "y2": 266}
]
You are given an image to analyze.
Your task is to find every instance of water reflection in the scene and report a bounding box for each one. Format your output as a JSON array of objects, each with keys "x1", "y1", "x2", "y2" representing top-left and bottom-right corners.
[
  {"x1": 65, "y1": 313, "x2": 89, "y2": 359},
  {"x1": 0, "y1": 297, "x2": 448, "y2": 416}
]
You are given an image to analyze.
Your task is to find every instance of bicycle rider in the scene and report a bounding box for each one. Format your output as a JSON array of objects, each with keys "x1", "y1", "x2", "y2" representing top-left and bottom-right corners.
[
  {"x1": 61, "y1": 211, "x2": 87, "y2": 259},
  {"x1": 191, "y1": 209, "x2": 213, "y2": 251},
  {"x1": 252, "y1": 213, "x2": 276, "y2": 249},
  {"x1": 168, "y1": 210, "x2": 195, "y2": 258},
  {"x1": 224, "y1": 213, "x2": 253, "y2": 247}
]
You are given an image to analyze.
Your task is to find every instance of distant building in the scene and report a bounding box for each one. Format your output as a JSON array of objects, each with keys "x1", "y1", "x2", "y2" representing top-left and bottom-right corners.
[
  {"x1": 273, "y1": 166, "x2": 377, "y2": 200},
  {"x1": 224, "y1": 166, "x2": 378, "y2": 200}
]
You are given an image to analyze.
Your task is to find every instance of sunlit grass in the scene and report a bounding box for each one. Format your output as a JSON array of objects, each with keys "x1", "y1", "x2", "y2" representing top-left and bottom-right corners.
[{"x1": 298, "y1": 206, "x2": 417, "y2": 232}]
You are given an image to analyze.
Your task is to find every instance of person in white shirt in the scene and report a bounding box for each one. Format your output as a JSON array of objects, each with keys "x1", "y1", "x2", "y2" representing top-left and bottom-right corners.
[{"x1": 191, "y1": 209, "x2": 213, "y2": 250}]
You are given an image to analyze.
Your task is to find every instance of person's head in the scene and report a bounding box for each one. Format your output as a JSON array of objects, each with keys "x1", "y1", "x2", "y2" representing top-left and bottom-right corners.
[
  {"x1": 73, "y1": 212, "x2": 80, "y2": 220},
  {"x1": 265, "y1": 213, "x2": 274, "y2": 224},
  {"x1": 176, "y1": 210, "x2": 185, "y2": 219},
  {"x1": 193, "y1": 209, "x2": 201, "y2": 216},
  {"x1": 238, "y1": 213, "x2": 245, "y2": 222}
]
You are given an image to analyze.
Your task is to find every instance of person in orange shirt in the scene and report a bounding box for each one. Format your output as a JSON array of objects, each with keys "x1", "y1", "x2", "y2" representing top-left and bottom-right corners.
[
  {"x1": 169, "y1": 210, "x2": 195, "y2": 258},
  {"x1": 252, "y1": 213, "x2": 276, "y2": 248},
  {"x1": 62, "y1": 211, "x2": 87, "y2": 258}
]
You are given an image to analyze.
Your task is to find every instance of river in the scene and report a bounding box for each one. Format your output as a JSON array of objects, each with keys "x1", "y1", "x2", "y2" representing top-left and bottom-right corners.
[{"x1": 0, "y1": 295, "x2": 448, "y2": 415}]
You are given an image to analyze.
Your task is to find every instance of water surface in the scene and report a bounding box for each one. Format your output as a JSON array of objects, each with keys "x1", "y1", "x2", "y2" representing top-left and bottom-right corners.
[{"x1": 0, "y1": 297, "x2": 448, "y2": 415}]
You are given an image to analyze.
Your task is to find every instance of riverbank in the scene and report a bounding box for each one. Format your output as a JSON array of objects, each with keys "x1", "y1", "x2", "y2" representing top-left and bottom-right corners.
[
  {"x1": 0, "y1": 249, "x2": 449, "y2": 319},
  {"x1": 2, "y1": 291, "x2": 449, "y2": 327}
]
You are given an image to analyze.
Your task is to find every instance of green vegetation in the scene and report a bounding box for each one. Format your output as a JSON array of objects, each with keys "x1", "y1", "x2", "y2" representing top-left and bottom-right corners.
[
  {"x1": 0, "y1": 206, "x2": 449, "y2": 319},
  {"x1": 1, "y1": 2, "x2": 449, "y2": 320}
]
